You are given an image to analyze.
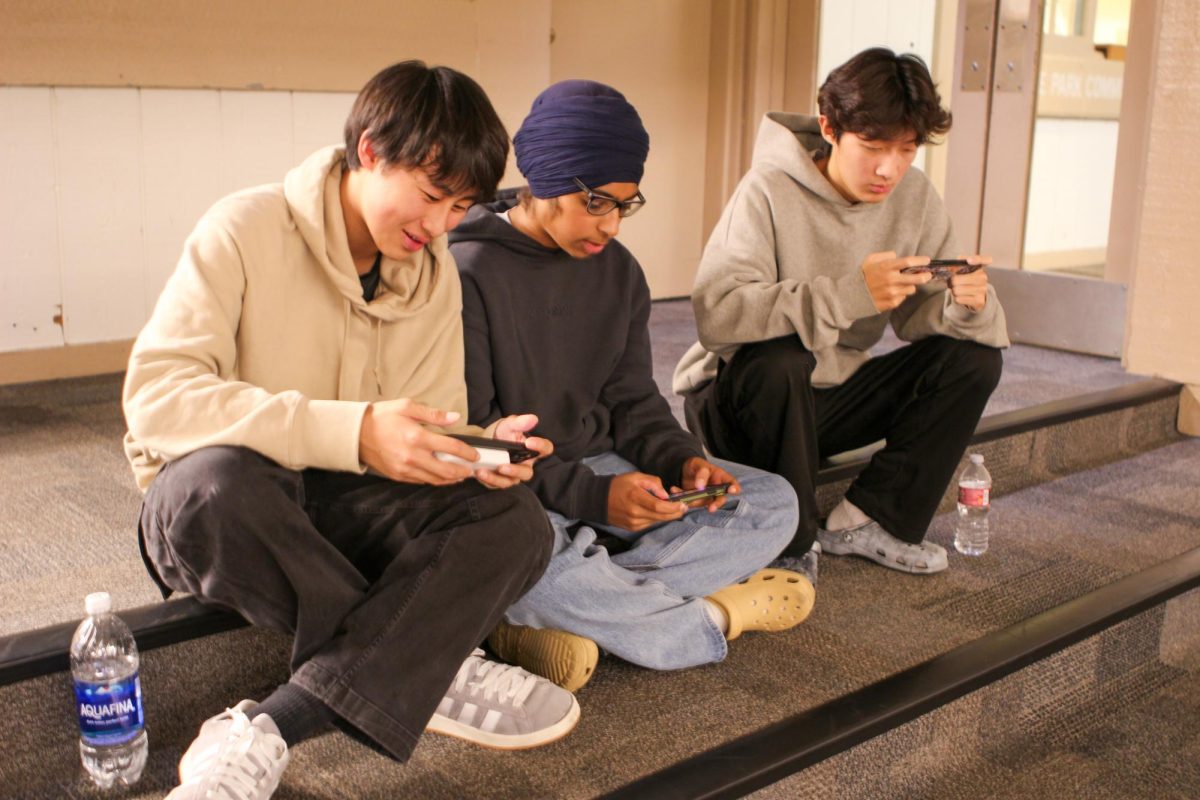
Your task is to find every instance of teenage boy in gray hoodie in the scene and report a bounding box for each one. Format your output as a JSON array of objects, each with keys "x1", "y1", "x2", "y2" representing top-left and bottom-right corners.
[
  {"x1": 450, "y1": 80, "x2": 811, "y2": 691},
  {"x1": 674, "y1": 48, "x2": 1009, "y2": 578}
]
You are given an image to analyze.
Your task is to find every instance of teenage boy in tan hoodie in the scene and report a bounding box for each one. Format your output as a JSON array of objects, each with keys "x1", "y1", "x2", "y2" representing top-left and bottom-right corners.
[
  {"x1": 124, "y1": 62, "x2": 576, "y2": 800},
  {"x1": 675, "y1": 48, "x2": 1009, "y2": 580}
]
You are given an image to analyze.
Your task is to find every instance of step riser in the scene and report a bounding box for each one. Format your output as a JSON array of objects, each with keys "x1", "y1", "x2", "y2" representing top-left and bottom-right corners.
[
  {"x1": 751, "y1": 587, "x2": 1200, "y2": 799},
  {"x1": 817, "y1": 395, "x2": 1181, "y2": 518}
]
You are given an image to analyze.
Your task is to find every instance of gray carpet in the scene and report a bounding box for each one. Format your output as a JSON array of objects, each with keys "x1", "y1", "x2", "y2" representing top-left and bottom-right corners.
[{"x1": 3, "y1": 437, "x2": 1198, "y2": 798}]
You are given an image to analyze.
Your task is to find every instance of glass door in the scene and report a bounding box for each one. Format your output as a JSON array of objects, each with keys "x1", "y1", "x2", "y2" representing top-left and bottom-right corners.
[{"x1": 942, "y1": 0, "x2": 1132, "y2": 356}]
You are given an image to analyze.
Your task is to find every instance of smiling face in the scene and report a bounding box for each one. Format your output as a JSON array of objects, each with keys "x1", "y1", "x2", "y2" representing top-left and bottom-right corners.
[
  {"x1": 819, "y1": 116, "x2": 919, "y2": 205},
  {"x1": 513, "y1": 182, "x2": 640, "y2": 259},
  {"x1": 341, "y1": 133, "x2": 477, "y2": 271}
]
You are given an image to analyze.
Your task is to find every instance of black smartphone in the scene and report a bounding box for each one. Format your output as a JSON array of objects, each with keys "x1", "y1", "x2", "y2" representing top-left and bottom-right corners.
[
  {"x1": 667, "y1": 483, "x2": 731, "y2": 504},
  {"x1": 901, "y1": 259, "x2": 983, "y2": 277},
  {"x1": 448, "y1": 434, "x2": 538, "y2": 463}
]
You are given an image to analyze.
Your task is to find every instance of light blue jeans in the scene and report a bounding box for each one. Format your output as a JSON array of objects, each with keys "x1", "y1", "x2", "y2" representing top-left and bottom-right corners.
[{"x1": 504, "y1": 452, "x2": 798, "y2": 670}]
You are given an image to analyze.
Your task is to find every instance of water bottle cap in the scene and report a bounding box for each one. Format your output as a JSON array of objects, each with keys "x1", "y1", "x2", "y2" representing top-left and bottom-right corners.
[
  {"x1": 969, "y1": 453, "x2": 984, "y2": 464},
  {"x1": 84, "y1": 592, "x2": 112, "y2": 615}
]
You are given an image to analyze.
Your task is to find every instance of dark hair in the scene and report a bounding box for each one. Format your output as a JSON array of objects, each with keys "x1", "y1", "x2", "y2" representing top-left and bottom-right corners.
[
  {"x1": 817, "y1": 48, "x2": 952, "y2": 146},
  {"x1": 344, "y1": 60, "x2": 509, "y2": 199}
]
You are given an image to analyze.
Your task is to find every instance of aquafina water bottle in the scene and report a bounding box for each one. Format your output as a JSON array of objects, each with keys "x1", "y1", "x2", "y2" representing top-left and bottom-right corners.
[
  {"x1": 70, "y1": 592, "x2": 148, "y2": 788},
  {"x1": 954, "y1": 453, "x2": 993, "y2": 556}
]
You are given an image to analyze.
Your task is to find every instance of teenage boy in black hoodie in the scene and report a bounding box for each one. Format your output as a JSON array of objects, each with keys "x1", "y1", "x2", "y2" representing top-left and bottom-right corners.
[{"x1": 449, "y1": 81, "x2": 810, "y2": 691}]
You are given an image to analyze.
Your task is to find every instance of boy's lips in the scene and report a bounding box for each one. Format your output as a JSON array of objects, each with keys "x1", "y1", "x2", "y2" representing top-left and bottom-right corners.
[
  {"x1": 402, "y1": 230, "x2": 427, "y2": 251},
  {"x1": 582, "y1": 240, "x2": 607, "y2": 255}
]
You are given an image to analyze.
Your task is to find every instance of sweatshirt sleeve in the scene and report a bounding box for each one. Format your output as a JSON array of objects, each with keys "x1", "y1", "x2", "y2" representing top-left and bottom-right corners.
[
  {"x1": 123, "y1": 218, "x2": 368, "y2": 478},
  {"x1": 693, "y1": 172, "x2": 879, "y2": 356},
  {"x1": 888, "y1": 191, "x2": 1011, "y2": 348},
  {"x1": 602, "y1": 269, "x2": 704, "y2": 485}
]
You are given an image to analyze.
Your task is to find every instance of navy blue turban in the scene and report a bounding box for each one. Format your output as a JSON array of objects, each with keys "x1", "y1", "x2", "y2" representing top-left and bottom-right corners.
[{"x1": 514, "y1": 80, "x2": 650, "y2": 199}]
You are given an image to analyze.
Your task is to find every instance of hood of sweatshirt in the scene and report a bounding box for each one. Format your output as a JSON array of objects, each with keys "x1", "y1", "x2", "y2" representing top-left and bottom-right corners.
[
  {"x1": 447, "y1": 194, "x2": 566, "y2": 259},
  {"x1": 283, "y1": 146, "x2": 453, "y2": 322},
  {"x1": 751, "y1": 112, "x2": 888, "y2": 211}
]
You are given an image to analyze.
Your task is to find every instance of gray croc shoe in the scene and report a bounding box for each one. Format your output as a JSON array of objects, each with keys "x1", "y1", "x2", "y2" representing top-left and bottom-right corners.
[
  {"x1": 817, "y1": 521, "x2": 948, "y2": 574},
  {"x1": 769, "y1": 541, "x2": 821, "y2": 585}
]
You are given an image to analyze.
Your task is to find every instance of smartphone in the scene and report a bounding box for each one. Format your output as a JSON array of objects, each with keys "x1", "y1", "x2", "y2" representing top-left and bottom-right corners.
[
  {"x1": 901, "y1": 259, "x2": 983, "y2": 278},
  {"x1": 448, "y1": 434, "x2": 538, "y2": 464},
  {"x1": 667, "y1": 483, "x2": 731, "y2": 504}
]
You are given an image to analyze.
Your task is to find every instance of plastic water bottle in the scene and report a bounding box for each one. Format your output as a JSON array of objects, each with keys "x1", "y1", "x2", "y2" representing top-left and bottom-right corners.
[
  {"x1": 70, "y1": 592, "x2": 148, "y2": 788},
  {"x1": 954, "y1": 453, "x2": 992, "y2": 556}
]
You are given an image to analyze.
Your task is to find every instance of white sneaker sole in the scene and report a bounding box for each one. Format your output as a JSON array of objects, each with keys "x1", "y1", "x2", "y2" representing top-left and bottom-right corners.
[{"x1": 424, "y1": 696, "x2": 581, "y2": 750}]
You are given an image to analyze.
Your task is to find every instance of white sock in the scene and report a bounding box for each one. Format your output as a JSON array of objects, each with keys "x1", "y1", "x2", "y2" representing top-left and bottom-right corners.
[
  {"x1": 826, "y1": 497, "x2": 871, "y2": 531},
  {"x1": 703, "y1": 599, "x2": 729, "y2": 634}
]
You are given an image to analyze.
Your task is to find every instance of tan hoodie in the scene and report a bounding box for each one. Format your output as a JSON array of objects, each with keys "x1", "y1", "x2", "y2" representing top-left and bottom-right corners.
[
  {"x1": 673, "y1": 113, "x2": 1009, "y2": 394},
  {"x1": 123, "y1": 146, "x2": 477, "y2": 491}
]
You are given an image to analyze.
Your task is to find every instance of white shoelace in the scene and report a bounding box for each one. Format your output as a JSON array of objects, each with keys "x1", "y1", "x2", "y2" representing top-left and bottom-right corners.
[
  {"x1": 193, "y1": 711, "x2": 286, "y2": 800},
  {"x1": 451, "y1": 649, "x2": 540, "y2": 709}
]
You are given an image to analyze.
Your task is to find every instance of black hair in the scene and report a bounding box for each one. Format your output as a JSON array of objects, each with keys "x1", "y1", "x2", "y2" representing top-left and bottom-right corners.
[
  {"x1": 817, "y1": 48, "x2": 952, "y2": 146},
  {"x1": 344, "y1": 60, "x2": 509, "y2": 199}
]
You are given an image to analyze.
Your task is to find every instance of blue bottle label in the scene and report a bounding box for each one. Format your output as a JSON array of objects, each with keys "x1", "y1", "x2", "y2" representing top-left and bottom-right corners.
[{"x1": 75, "y1": 672, "x2": 144, "y2": 746}]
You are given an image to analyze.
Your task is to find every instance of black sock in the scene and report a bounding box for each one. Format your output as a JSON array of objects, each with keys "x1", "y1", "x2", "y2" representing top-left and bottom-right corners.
[{"x1": 251, "y1": 683, "x2": 337, "y2": 748}]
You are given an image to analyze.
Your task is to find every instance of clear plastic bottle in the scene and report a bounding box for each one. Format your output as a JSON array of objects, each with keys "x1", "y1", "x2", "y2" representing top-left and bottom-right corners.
[
  {"x1": 70, "y1": 592, "x2": 148, "y2": 788},
  {"x1": 954, "y1": 453, "x2": 993, "y2": 556}
]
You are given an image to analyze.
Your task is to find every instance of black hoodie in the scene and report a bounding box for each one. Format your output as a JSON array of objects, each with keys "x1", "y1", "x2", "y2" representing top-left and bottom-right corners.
[{"x1": 449, "y1": 195, "x2": 704, "y2": 524}]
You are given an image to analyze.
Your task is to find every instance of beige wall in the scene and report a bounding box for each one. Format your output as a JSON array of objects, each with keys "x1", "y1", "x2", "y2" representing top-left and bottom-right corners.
[
  {"x1": 1122, "y1": 0, "x2": 1200, "y2": 386},
  {"x1": 550, "y1": 0, "x2": 713, "y2": 298}
]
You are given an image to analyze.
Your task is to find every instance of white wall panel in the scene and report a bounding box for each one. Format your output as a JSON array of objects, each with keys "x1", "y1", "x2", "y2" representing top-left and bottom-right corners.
[
  {"x1": 1025, "y1": 118, "x2": 1119, "y2": 255},
  {"x1": 0, "y1": 88, "x2": 64, "y2": 353},
  {"x1": 140, "y1": 89, "x2": 223, "y2": 314},
  {"x1": 54, "y1": 88, "x2": 145, "y2": 345},
  {"x1": 292, "y1": 92, "x2": 356, "y2": 166},
  {"x1": 218, "y1": 90, "x2": 294, "y2": 197}
]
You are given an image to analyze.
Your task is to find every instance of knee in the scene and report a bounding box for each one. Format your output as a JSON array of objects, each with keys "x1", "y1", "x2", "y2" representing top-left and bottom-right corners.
[
  {"x1": 736, "y1": 473, "x2": 798, "y2": 554},
  {"x1": 145, "y1": 446, "x2": 292, "y2": 548},
  {"x1": 730, "y1": 338, "x2": 816, "y2": 400},
  {"x1": 950, "y1": 340, "x2": 1003, "y2": 394},
  {"x1": 472, "y1": 485, "x2": 554, "y2": 580}
]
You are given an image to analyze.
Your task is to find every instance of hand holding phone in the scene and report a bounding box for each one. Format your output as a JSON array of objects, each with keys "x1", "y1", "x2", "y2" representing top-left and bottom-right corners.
[
  {"x1": 667, "y1": 483, "x2": 731, "y2": 504},
  {"x1": 434, "y1": 434, "x2": 538, "y2": 469},
  {"x1": 900, "y1": 258, "x2": 983, "y2": 279}
]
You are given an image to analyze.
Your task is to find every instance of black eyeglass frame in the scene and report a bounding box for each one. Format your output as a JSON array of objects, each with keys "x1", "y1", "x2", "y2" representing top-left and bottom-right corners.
[{"x1": 572, "y1": 178, "x2": 647, "y2": 218}]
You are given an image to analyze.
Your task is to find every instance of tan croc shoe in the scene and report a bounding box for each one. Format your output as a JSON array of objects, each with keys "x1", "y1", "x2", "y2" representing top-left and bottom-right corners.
[
  {"x1": 488, "y1": 620, "x2": 600, "y2": 692},
  {"x1": 707, "y1": 568, "x2": 815, "y2": 640}
]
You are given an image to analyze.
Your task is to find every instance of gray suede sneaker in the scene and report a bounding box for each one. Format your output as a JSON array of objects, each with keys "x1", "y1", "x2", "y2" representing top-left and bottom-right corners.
[
  {"x1": 818, "y1": 520, "x2": 948, "y2": 574},
  {"x1": 426, "y1": 649, "x2": 580, "y2": 750}
]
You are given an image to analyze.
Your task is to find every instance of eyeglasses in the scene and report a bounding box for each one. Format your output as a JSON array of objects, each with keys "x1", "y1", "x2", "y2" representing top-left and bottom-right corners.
[{"x1": 572, "y1": 178, "x2": 646, "y2": 218}]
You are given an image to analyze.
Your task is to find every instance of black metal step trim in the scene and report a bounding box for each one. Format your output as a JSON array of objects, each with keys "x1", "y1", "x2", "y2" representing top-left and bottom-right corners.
[{"x1": 598, "y1": 545, "x2": 1200, "y2": 800}]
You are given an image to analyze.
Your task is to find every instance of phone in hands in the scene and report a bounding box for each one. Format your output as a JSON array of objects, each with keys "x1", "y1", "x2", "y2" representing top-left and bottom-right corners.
[
  {"x1": 434, "y1": 434, "x2": 538, "y2": 470},
  {"x1": 900, "y1": 258, "x2": 984, "y2": 280},
  {"x1": 667, "y1": 483, "x2": 731, "y2": 504}
]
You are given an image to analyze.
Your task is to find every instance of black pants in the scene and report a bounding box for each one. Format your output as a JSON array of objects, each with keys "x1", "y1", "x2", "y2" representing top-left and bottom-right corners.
[
  {"x1": 137, "y1": 446, "x2": 553, "y2": 761},
  {"x1": 691, "y1": 335, "x2": 1002, "y2": 555}
]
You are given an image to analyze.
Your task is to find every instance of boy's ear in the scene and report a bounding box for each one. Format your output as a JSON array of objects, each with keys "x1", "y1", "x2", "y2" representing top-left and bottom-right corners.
[
  {"x1": 818, "y1": 115, "x2": 838, "y2": 147},
  {"x1": 357, "y1": 132, "x2": 379, "y2": 170}
]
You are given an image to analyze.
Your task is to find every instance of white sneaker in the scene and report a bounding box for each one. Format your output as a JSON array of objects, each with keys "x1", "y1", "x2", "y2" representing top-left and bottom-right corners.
[
  {"x1": 426, "y1": 648, "x2": 580, "y2": 750},
  {"x1": 167, "y1": 700, "x2": 289, "y2": 800}
]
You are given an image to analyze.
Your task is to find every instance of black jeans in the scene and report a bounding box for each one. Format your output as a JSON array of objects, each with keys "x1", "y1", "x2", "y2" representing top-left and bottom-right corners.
[
  {"x1": 138, "y1": 446, "x2": 553, "y2": 761},
  {"x1": 691, "y1": 335, "x2": 1002, "y2": 555}
]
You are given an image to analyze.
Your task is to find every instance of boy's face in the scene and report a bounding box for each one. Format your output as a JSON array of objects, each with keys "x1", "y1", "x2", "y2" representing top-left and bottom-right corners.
[
  {"x1": 819, "y1": 116, "x2": 919, "y2": 204},
  {"x1": 529, "y1": 182, "x2": 639, "y2": 259},
  {"x1": 355, "y1": 138, "x2": 476, "y2": 259}
]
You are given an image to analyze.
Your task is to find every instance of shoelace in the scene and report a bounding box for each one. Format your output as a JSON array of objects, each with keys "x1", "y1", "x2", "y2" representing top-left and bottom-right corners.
[
  {"x1": 195, "y1": 710, "x2": 285, "y2": 800},
  {"x1": 451, "y1": 649, "x2": 539, "y2": 709}
]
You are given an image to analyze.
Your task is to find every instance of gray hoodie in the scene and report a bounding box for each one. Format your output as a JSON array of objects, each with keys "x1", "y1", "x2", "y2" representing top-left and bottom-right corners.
[{"x1": 673, "y1": 113, "x2": 1009, "y2": 393}]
